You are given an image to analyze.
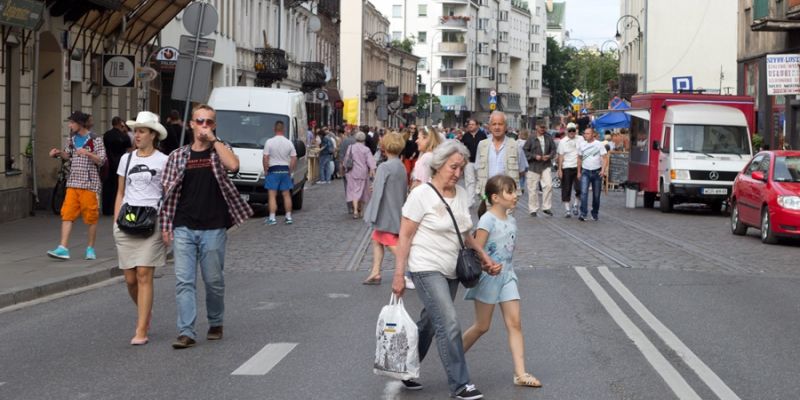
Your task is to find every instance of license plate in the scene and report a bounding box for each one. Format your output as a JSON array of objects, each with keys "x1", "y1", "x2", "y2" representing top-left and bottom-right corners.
[
  {"x1": 702, "y1": 188, "x2": 727, "y2": 195},
  {"x1": 240, "y1": 193, "x2": 250, "y2": 202}
]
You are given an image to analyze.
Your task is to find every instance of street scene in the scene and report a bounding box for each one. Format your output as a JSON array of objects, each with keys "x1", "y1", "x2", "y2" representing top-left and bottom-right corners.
[{"x1": 1, "y1": 0, "x2": 800, "y2": 400}]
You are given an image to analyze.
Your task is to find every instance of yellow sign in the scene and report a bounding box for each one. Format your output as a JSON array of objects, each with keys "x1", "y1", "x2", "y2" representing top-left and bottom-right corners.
[
  {"x1": 343, "y1": 98, "x2": 359, "y2": 125},
  {"x1": 489, "y1": 103, "x2": 496, "y2": 111},
  {"x1": 572, "y1": 89, "x2": 582, "y2": 98},
  {"x1": 573, "y1": 104, "x2": 580, "y2": 112}
]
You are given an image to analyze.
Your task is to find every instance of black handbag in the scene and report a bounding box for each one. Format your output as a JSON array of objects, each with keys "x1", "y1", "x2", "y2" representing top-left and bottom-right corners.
[
  {"x1": 116, "y1": 152, "x2": 158, "y2": 237},
  {"x1": 426, "y1": 183, "x2": 483, "y2": 288}
]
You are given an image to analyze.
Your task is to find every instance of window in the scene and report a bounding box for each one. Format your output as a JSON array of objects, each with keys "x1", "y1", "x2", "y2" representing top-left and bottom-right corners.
[
  {"x1": 443, "y1": 32, "x2": 460, "y2": 42},
  {"x1": 532, "y1": 24, "x2": 540, "y2": 34},
  {"x1": 4, "y1": 43, "x2": 20, "y2": 173},
  {"x1": 532, "y1": 61, "x2": 540, "y2": 71},
  {"x1": 392, "y1": 5, "x2": 402, "y2": 18},
  {"x1": 442, "y1": 85, "x2": 454, "y2": 95},
  {"x1": 773, "y1": 156, "x2": 800, "y2": 182},
  {"x1": 662, "y1": 127, "x2": 671, "y2": 154},
  {"x1": 481, "y1": 65, "x2": 490, "y2": 77},
  {"x1": 417, "y1": 58, "x2": 427, "y2": 70},
  {"x1": 418, "y1": 84, "x2": 427, "y2": 93},
  {"x1": 478, "y1": 18, "x2": 489, "y2": 30},
  {"x1": 630, "y1": 116, "x2": 651, "y2": 165},
  {"x1": 747, "y1": 155, "x2": 764, "y2": 176},
  {"x1": 536, "y1": 6, "x2": 541, "y2": 16},
  {"x1": 418, "y1": 31, "x2": 427, "y2": 43},
  {"x1": 478, "y1": 42, "x2": 489, "y2": 54},
  {"x1": 533, "y1": 79, "x2": 540, "y2": 89},
  {"x1": 499, "y1": 11, "x2": 508, "y2": 21},
  {"x1": 418, "y1": 4, "x2": 427, "y2": 16},
  {"x1": 532, "y1": 42, "x2": 540, "y2": 53},
  {"x1": 499, "y1": 31, "x2": 508, "y2": 42},
  {"x1": 442, "y1": 58, "x2": 454, "y2": 69},
  {"x1": 392, "y1": 31, "x2": 402, "y2": 41},
  {"x1": 673, "y1": 125, "x2": 750, "y2": 155},
  {"x1": 498, "y1": 73, "x2": 508, "y2": 84},
  {"x1": 499, "y1": 52, "x2": 508, "y2": 63}
]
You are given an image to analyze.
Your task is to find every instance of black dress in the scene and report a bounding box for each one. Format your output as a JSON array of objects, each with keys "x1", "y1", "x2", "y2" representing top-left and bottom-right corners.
[{"x1": 101, "y1": 128, "x2": 131, "y2": 215}]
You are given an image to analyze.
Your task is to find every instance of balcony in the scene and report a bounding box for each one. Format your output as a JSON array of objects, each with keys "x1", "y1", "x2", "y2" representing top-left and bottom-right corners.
[
  {"x1": 436, "y1": 42, "x2": 467, "y2": 55},
  {"x1": 301, "y1": 62, "x2": 326, "y2": 93},
  {"x1": 751, "y1": 0, "x2": 800, "y2": 30},
  {"x1": 254, "y1": 48, "x2": 288, "y2": 86},
  {"x1": 439, "y1": 69, "x2": 467, "y2": 81},
  {"x1": 439, "y1": 95, "x2": 467, "y2": 111},
  {"x1": 438, "y1": 15, "x2": 470, "y2": 31}
]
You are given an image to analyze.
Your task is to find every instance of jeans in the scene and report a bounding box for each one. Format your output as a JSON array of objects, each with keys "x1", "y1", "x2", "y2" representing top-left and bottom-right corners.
[
  {"x1": 580, "y1": 169, "x2": 602, "y2": 219},
  {"x1": 173, "y1": 227, "x2": 227, "y2": 339},
  {"x1": 410, "y1": 271, "x2": 471, "y2": 395},
  {"x1": 319, "y1": 154, "x2": 333, "y2": 182}
]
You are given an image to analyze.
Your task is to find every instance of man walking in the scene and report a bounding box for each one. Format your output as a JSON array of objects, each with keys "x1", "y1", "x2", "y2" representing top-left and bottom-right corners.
[
  {"x1": 263, "y1": 120, "x2": 297, "y2": 226},
  {"x1": 460, "y1": 118, "x2": 487, "y2": 206},
  {"x1": 475, "y1": 111, "x2": 527, "y2": 197},
  {"x1": 523, "y1": 125, "x2": 557, "y2": 217},
  {"x1": 160, "y1": 104, "x2": 253, "y2": 349},
  {"x1": 577, "y1": 127, "x2": 608, "y2": 221},
  {"x1": 101, "y1": 116, "x2": 131, "y2": 216},
  {"x1": 47, "y1": 111, "x2": 107, "y2": 260},
  {"x1": 557, "y1": 122, "x2": 583, "y2": 217}
]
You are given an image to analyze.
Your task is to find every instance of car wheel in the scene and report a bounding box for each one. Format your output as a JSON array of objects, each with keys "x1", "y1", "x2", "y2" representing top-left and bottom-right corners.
[
  {"x1": 730, "y1": 201, "x2": 747, "y2": 236},
  {"x1": 643, "y1": 192, "x2": 656, "y2": 208},
  {"x1": 761, "y1": 207, "x2": 778, "y2": 244},
  {"x1": 659, "y1": 185, "x2": 673, "y2": 213}
]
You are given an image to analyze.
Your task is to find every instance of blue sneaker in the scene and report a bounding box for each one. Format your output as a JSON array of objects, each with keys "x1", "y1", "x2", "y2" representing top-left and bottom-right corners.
[
  {"x1": 47, "y1": 246, "x2": 70, "y2": 260},
  {"x1": 264, "y1": 218, "x2": 277, "y2": 226},
  {"x1": 85, "y1": 247, "x2": 96, "y2": 260}
]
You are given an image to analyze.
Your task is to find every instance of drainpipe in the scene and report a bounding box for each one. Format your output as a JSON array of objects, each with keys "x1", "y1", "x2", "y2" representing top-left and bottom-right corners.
[
  {"x1": 29, "y1": 30, "x2": 42, "y2": 213},
  {"x1": 643, "y1": 0, "x2": 648, "y2": 92}
]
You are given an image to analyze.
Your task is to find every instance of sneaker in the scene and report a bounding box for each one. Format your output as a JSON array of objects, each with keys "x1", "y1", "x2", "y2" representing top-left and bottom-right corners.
[
  {"x1": 285, "y1": 217, "x2": 293, "y2": 225},
  {"x1": 529, "y1": 211, "x2": 537, "y2": 217},
  {"x1": 85, "y1": 247, "x2": 96, "y2": 260},
  {"x1": 591, "y1": 215, "x2": 598, "y2": 221},
  {"x1": 207, "y1": 326, "x2": 223, "y2": 340},
  {"x1": 47, "y1": 246, "x2": 70, "y2": 260},
  {"x1": 572, "y1": 205, "x2": 579, "y2": 216},
  {"x1": 171, "y1": 335, "x2": 196, "y2": 349},
  {"x1": 264, "y1": 218, "x2": 277, "y2": 226},
  {"x1": 542, "y1": 209, "x2": 553, "y2": 216},
  {"x1": 578, "y1": 216, "x2": 586, "y2": 222},
  {"x1": 455, "y1": 384, "x2": 483, "y2": 399},
  {"x1": 404, "y1": 276, "x2": 416, "y2": 290},
  {"x1": 401, "y1": 380, "x2": 423, "y2": 391},
  {"x1": 564, "y1": 210, "x2": 571, "y2": 218}
]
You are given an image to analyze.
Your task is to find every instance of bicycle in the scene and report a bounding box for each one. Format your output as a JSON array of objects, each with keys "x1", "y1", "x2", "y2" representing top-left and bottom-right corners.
[{"x1": 51, "y1": 157, "x2": 69, "y2": 215}]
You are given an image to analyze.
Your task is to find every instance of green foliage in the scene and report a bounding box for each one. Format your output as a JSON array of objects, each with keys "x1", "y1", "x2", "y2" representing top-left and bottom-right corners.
[
  {"x1": 391, "y1": 37, "x2": 416, "y2": 54},
  {"x1": 416, "y1": 93, "x2": 440, "y2": 114},
  {"x1": 752, "y1": 133, "x2": 764, "y2": 151}
]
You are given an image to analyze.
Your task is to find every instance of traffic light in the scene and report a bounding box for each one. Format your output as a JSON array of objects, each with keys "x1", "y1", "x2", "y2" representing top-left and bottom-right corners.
[{"x1": 417, "y1": 74, "x2": 422, "y2": 84}]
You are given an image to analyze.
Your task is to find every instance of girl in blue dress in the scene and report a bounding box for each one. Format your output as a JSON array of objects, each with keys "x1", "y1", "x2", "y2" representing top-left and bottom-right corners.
[{"x1": 462, "y1": 174, "x2": 542, "y2": 388}]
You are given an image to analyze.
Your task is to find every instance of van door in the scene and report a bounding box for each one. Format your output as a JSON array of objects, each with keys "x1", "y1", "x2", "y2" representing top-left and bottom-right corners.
[{"x1": 660, "y1": 125, "x2": 672, "y2": 191}]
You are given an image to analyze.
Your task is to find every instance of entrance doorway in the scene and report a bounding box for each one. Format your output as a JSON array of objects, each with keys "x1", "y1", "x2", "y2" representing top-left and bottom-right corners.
[{"x1": 34, "y1": 32, "x2": 64, "y2": 203}]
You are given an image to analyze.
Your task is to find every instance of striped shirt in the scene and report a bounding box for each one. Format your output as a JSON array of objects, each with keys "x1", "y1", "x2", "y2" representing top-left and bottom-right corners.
[
  {"x1": 64, "y1": 133, "x2": 106, "y2": 193},
  {"x1": 159, "y1": 143, "x2": 253, "y2": 232}
]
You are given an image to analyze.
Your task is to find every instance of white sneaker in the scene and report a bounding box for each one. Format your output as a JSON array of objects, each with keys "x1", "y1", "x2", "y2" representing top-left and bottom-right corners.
[{"x1": 404, "y1": 276, "x2": 416, "y2": 290}]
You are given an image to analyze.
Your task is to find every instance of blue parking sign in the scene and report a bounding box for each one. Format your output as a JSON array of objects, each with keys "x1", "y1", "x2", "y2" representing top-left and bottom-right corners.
[{"x1": 672, "y1": 76, "x2": 693, "y2": 93}]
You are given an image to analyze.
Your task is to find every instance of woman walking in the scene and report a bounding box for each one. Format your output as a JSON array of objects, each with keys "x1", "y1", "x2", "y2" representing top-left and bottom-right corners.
[
  {"x1": 462, "y1": 175, "x2": 542, "y2": 388},
  {"x1": 344, "y1": 131, "x2": 376, "y2": 219},
  {"x1": 392, "y1": 140, "x2": 501, "y2": 400},
  {"x1": 361, "y1": 132, "x2": 407, "y2": 285},
  {"x1": 113, "y1": 111, "x2": 169, "y2": 345},
  {"x1": 409, "y1": 127, "x2": 442, "y2": 189}
]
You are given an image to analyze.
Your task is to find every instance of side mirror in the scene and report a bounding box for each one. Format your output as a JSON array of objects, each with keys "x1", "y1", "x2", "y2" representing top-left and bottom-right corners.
[
  {"x1": 652, "y1": 140, "x2": 660, "y2": 151},
  {"x1": 751, "y1": 171, "x2": 766, "y2": 182},
  {"x1": 294, "y1": 140, "x2": 307, "y2": 159}
]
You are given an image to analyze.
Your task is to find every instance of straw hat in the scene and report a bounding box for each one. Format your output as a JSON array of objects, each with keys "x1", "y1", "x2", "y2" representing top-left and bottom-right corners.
[{"x1": 126, "y1": 111, "x2": 167, "y2": 140}]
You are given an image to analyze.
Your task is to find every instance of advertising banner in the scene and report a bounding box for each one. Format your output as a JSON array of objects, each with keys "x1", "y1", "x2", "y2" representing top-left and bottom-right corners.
[{"x1": 766, "y1": 54, "x2": 800, "y2": 95}]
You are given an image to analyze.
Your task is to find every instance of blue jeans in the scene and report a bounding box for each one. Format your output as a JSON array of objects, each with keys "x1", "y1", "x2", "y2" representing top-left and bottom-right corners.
[
  {"x1": 580, "y1": 169, "x2": 602, "y2": 219},
  {"x1": 410, "y1": 271, "x2": 471, "y2": 395},
  {"x1": 319, "y1": 154, "x2": 333, "y2": 182},
  {"x1": 173, "y1": 227, "x2": 227, "y2": 339}
]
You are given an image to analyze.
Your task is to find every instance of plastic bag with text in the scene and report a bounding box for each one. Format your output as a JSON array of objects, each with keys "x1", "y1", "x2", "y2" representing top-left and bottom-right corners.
[{"x1": 373, "y1": 294, "x2": 419, "y2": 380}]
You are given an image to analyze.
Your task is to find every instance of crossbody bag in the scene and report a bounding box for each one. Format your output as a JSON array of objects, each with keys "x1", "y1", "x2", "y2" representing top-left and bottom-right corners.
[{"x1": 426, "y1": 183, "x2": 482, "y2": 288}]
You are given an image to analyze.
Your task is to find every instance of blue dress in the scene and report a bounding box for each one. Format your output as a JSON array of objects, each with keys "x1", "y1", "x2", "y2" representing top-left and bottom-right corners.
[{"x1": 464, "y1": 212, "x2": 520, "y2": 304}]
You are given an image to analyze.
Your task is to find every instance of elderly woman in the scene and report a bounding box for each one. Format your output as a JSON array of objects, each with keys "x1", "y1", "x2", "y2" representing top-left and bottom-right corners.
[
  {"x1": 344, "y1": 131, "x2": 376, "y2": 218},
  {"x1": 392, "y1": 140, "x2": 501, "y2": 400}
]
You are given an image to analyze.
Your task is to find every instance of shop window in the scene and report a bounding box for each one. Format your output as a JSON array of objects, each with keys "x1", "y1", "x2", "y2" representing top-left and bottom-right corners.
[{"x1": 630, "y1": 116, "x2": 650, "y2": 164}]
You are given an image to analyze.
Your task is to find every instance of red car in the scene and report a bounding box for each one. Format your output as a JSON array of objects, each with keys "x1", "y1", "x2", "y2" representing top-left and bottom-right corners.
[{"x1": 730, "y1": 150, "x2": 800, "y2": 243}]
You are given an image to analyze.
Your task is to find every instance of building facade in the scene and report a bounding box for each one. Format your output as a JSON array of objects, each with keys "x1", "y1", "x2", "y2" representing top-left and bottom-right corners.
[
  {"x1": 545, "y1": 0, "x2": 566, "y2": 45},
  {"x1": 618, "y1": 0, "x2": 738, "y2": 95},
  {"x1": 737, "y1": 0, "x2": 800, "y2": 150}
]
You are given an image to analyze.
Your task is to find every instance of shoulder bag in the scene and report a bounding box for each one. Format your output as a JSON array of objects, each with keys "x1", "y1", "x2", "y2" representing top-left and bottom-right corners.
[
  {"x1": 116, "y1": 152, "x2": 158, "y2": 237},
  {"x1": 344, "y1": 145, "x2": 354, "y2": 172},
  {"x1": 426, "y1": 183, "x2": 483, "y2": 288}
]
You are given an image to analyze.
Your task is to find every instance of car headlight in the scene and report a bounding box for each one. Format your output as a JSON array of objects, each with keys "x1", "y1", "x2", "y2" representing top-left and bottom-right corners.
[
  {"x1": 777, "y1": 196, "x2": 800, "y2": 210},
  {"x1": 670, "y1": 169, "x2": 691, "y2": 180}
]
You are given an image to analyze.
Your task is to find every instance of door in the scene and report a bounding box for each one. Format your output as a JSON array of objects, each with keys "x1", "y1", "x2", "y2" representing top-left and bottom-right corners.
[
  {"x1": 738, "y1": 154, "x2": 764, "y2": 224},
  {"x1": 659, "y1": 125, "x2": 672, "y2": 190}
]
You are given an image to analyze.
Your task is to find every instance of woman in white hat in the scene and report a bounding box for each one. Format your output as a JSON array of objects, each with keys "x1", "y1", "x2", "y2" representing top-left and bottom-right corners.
[{"x1": 113, "y1": 111, "x2": 169, "y2": 345}]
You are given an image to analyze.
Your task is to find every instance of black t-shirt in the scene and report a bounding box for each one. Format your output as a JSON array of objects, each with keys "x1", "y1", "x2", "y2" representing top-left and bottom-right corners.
[
  {"x1": 173, "y1": 149, "x2": 231, "y2": 230},
  {"x1": 460, "y1": 130, "x2": 487, "y2": 163},
  {"x1": 402, "y1": 132, "x2": 419, "y2": 159}
]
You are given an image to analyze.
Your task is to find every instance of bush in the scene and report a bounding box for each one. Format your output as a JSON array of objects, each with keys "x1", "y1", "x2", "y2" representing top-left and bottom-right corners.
[{"x1": 752, "y1": 133, "x2": 764, "y2": 151}]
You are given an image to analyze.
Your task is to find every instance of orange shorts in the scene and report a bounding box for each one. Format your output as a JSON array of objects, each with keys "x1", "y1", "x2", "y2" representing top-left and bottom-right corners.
[
  {"x1": 372, "y1": 230, "x2": 399, "y2": 247},
  {"x1": 61, "y1": 188, "x2": 99, "y2": 225}
]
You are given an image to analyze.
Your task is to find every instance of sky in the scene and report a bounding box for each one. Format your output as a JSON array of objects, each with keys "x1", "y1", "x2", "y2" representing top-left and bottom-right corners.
[{"x1": 563, "y1": 0, "x2": 621, "y2": 48}]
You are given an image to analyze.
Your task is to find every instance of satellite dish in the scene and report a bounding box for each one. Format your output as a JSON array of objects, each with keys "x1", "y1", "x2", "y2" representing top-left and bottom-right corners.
[{"x1": 308, "y1": 16, "x2": 321, "y2": 33}]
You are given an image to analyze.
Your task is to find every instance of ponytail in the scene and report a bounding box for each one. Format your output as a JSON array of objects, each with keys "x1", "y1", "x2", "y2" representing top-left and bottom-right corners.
[{"x1": 477, "y1": 198, "x2": 488, "y2": 218}]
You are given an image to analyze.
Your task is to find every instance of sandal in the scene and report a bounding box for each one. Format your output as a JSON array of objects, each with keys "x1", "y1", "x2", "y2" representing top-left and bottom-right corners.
[
  {"x1": 362, "y1": 276, "x2": 381, "y2": 285},
  {"x1": 513, "y1": 373, "x2": 542, "y2": 388}
]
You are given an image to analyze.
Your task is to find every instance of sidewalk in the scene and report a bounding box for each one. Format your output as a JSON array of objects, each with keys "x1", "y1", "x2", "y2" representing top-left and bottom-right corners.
[{"x1": 0, "y1": 213, "x2": 122, "y2": 309}]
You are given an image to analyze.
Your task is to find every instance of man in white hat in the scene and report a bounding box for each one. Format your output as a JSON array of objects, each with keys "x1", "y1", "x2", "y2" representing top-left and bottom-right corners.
[{"x1": 557, "y1": 122, "x2": 584, "y2": 217}]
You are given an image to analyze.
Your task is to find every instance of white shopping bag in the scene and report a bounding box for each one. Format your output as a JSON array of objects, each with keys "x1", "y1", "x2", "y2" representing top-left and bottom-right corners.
[{"x1": 373, "y1": 294, "x2": 420, "y2": 380}]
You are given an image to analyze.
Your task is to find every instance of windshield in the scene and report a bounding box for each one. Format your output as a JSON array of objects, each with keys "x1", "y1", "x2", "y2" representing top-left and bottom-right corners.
[
  {"x1": 215, "y1": 110, "x2": 289, "y2": 149},
  {"x1": 773, "y1": 156, "x2": 800, "y2": 182},
  {"x1": 673, "y1": 125, "x2": 750, "y2": 155}
]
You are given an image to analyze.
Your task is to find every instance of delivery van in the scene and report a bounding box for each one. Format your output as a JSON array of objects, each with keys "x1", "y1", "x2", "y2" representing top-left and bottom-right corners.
[
  {"x1": 208, "y1": 87, "x2": 308, "y2": 209},
  {"x1": 626, "y1": 93, "x2": 755, "y2": 213}
]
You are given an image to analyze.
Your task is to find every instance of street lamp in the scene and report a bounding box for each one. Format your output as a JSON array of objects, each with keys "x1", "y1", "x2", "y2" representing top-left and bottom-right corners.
[
  {"x1": 564, "y1": 38, "x2": 587, "y2": 49},
  {"x1": 614, "y1": 15, "x2": 641, "y2": 41},
  {"x1": 601, "y1": 39, "x2": 619, "y2": 58}
]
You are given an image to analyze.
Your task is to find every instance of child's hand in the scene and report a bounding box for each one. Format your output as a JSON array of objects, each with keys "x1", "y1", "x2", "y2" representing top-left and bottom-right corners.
[{"x1": 486, "y1": 262, "x2": 502, "y2": 276}]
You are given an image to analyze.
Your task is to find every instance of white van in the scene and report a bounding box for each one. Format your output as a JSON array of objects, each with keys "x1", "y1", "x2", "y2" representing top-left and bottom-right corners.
[{"x1": 208, "y1": 87, "x2": 308, "y2": 209}]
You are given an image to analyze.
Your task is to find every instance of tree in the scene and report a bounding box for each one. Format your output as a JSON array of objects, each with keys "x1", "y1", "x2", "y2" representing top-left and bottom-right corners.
[
  {"x1": 391, "y1": 37, "x2": 415, "y2": 54},
  {"x1": 543, "y1": 37, "x2": 577, "y2": 115}
]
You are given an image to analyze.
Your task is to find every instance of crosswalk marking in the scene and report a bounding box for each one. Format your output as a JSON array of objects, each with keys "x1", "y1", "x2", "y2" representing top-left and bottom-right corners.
[{"x1": 231, "y1": 343, "x2": 298, "y2": 376}]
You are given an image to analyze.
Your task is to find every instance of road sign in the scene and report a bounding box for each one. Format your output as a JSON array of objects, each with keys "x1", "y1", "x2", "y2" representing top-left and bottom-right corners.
[
  {"x1": 489, "y1": 90, "x2": 497, "y2": 97},
  {"x1": 490, "y1": 103, "x2": 497, "y2": 111},
  {"x1": 172, "y1": 55, "x2": 213, "y2": 102},
  {"x1": 179, "y1": 36, "x2": 216, "y2": 58},
  {"x1": 102, "y1": 55, "x2": 135, "y2": 87},
  {"x1": 572, "y1": 88, "x2": 582, "y2": 98},
  {"x1": 672, "y1": 76, "x2": 693, "y2": 93},
  {"x1": 183, "y1": 2, "x2": 218, "y2": 37},
  {"x1": 489, "y1": 96, "x2": 497, "y2": 104},
  {"x1": 573, "y1": 104, "x2": 580, "y2": 112}
]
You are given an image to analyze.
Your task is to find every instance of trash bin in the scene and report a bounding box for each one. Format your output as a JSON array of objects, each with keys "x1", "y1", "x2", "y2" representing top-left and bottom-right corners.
[{"x1": 624, "y1": 183, "x2": 637, "y2": 208}]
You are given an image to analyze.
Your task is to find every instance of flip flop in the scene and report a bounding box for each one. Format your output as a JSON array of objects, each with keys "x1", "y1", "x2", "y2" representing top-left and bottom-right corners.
[{"x1": 362, "y1": 276, "x2": 381, "y2": 285}]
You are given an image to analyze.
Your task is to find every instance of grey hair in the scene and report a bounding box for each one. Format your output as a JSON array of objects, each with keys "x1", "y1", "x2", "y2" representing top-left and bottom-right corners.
[
  {"x1": 429, "y1": 139, "x2": 470, "y2": 176},
  {"x1": 355, "y1": 131, "x2": 366, "y2": 142},
  {"x1": 489, "y1": 111, "x2": 507, "y2": 124}
]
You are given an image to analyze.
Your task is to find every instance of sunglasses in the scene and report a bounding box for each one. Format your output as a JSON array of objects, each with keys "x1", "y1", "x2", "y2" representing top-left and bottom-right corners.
[{"x1": 194, "y1": 118, "x2": 215, "y2": 126}]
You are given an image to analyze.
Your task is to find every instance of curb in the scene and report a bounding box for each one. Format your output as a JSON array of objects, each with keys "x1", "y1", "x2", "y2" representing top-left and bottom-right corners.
[{"x1": 0, "y1": 263, "x2": 123, "y2": 310}]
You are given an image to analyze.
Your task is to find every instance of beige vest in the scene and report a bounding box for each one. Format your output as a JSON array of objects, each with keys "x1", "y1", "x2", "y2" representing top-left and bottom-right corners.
[{"x1": 475, "y1": 137, "x2": 521, "y2": 196}]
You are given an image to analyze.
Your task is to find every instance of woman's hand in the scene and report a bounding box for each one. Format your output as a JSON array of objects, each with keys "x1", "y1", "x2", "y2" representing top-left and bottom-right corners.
[{"x1": 391, "y1": 273, "x2": 406, "y2": 298}]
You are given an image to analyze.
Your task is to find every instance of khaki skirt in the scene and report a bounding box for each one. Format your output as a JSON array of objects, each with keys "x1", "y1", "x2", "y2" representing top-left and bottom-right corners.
[{"x1": 113, "y1": 222, "x2": 167, "y2": 269}]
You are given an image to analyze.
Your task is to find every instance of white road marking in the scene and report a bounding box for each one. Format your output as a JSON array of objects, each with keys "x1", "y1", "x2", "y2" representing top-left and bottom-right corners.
[
  {"x1": 327, "y1": 293, "x2": 350, "y2": 299},
  {"x1": 231, "y1": 342, "x2": 298, "y2": 376},
  {"x1": 251, "y1": 302, "x2": 281, "y2": 310},
  {"x1": 598, "y1": 267, "x2": 741, "y2": 400},
  {"x1": 575, "y1": 267, "x2": 702, "y2": 400}
]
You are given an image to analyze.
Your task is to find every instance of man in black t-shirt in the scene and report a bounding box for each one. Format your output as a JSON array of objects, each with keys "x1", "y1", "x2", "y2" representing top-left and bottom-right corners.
[
  {"x1": 101, "y1": 117, "x2": 131, "y2": 215},
  {"x1": 460, "y1": 118, "x2": 487, "y2": 206},
  {"x1": 160, "y1": 109, "x2": 183, "y2": 155}
]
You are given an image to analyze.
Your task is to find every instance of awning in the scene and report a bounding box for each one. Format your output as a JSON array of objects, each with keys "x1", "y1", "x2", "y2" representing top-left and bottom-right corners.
[
  {"x1": 625, "y1": 110, "x2": 650, "y2": 121},
  {"x1": 69, "y1": 0, "x2": 192, "y2": 53}
]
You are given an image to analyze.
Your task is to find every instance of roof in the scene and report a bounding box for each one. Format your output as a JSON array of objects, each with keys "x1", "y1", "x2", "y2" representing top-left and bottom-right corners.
[
  {"x1": 71, "y1": 0, "x2": 192, "y2": 53},
  {"x1": 547, "y1": 2, "x2": 565, "y2": 29},
  {"x1": 664, "y1": 104, "x2": 748, "y2": 127}
]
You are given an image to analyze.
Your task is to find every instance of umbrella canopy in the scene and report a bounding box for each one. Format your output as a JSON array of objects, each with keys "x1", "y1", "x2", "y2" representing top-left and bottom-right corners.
[{"x1": 593, "y1": 100, "x2": 631, "y2": 136}]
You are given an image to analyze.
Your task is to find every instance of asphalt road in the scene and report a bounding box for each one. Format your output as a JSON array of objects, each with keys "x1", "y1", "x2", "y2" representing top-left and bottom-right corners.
[{"x1": 1, "y1": 183, "x2": 798, "y2": 400}]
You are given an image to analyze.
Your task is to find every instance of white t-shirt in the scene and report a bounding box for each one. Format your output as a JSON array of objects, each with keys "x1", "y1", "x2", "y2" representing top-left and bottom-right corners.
[
  {"x1": 557, "y1": 135, "x2": 585, "y2": 168},
  {"x1": 402, "y1": 184, "x2": 473, "y2": 279},
  {"x1": 263, "y1": 135, "x2": 297, "y2": 167},
  {"x1": 117, "y1": 151, "x2": 169, "y2": 208},
  {"x1": 579, "y1": 140, "x2": 607, "y2": 171}
]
